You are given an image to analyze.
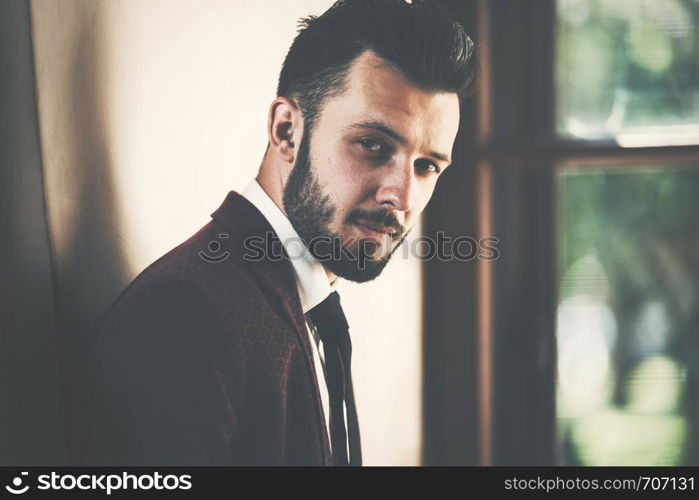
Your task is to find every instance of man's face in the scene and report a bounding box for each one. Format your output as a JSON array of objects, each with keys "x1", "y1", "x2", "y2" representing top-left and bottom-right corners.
[{"x1": 283, "y1": 50, "x2": 460, "y2": 283}]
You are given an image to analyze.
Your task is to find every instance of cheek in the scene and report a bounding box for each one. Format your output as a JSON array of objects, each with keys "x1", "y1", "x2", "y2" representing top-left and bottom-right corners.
[
  {"x1": 313, "y1": 146, "x2": 373, "y2": 199},
  {"x1": 411, "y1": 184, "x2": 438, "y2": 217}
]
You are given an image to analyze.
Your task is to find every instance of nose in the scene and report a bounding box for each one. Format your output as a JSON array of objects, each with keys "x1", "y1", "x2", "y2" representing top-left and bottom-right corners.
[{"x1": 375, "y1": 159, "x2": 416, "y2": 213}]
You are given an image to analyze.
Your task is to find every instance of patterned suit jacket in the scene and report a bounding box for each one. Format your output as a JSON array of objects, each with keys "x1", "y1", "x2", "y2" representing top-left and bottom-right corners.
[{"x1": 84, "y1": 192, "x2": 333, "y2": 465}]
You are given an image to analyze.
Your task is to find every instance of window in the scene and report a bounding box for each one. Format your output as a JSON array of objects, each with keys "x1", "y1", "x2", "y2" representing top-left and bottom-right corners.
[
  {"x1": 423, "y1": 0, "x2": 699, "y2": 465},
  {"x1": 557, "y1": 164, "x2": 698, "y2": 465},
  {"x1": 555, "y1": 0, "x2": 699, "y2": 466},
  {"x1": 557, "y1": 0, "x2": 699, "y2": 145}
]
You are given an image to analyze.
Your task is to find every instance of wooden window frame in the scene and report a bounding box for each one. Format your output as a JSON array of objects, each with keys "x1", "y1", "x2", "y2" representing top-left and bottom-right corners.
[{"x1": 423, "y1": 0, "x2": 699, "y2": 465}]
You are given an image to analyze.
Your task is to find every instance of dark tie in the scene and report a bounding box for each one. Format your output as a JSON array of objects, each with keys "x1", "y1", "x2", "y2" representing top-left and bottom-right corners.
[{"x1": 308, "y1": 291, "x2": 362, "y2": 466}]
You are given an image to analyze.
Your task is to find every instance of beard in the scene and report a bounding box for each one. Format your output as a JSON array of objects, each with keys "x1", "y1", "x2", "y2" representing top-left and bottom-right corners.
[{"x1": 282, "y1": 128, "x2": 409, "y2": 283}]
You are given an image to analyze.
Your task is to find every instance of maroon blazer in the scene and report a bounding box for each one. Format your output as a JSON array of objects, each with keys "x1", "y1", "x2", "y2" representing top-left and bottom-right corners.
[{"x1": 84, "y1": 191, "x2": 333, "y2": 465}]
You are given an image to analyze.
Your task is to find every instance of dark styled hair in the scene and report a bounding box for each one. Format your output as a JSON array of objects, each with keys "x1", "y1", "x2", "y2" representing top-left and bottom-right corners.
[{"x1": 277, "y1": 0, "x2": 476, "y2": 132}]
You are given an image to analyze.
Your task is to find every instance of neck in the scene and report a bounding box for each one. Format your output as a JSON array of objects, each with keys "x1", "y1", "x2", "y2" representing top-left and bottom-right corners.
[
  {"x1": 327, "y1": 269, "x2": 339, "y2": 287},
  {"x1": 256, "y1": 158, "x2": 338, "y2": 288},
  {"x1": 256, "y1": 156, "x2": 290, "y2": 217}
]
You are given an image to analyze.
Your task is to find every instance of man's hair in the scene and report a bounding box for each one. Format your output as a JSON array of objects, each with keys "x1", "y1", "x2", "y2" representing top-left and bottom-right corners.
[{"x1": 277, "y1": 0, "x2": 476, "y2": 132}]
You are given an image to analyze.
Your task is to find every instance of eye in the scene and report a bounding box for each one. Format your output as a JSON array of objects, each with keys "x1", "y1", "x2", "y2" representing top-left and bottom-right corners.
[
  {"x1": 415, "y1": 159, "x2": 441, "y2": 175},
  {"x1": 357, "y1": 137, "x2": 385, "y2": 153}
]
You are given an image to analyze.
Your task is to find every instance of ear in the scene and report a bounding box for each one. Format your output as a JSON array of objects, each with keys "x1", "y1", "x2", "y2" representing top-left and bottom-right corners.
[{"x1": 267, "y1": 97, "x2": 303, "y2": 164}]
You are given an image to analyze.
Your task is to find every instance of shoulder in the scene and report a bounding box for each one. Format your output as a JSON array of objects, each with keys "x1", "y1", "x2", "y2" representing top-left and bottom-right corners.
[{"x1": 100, "y1": 220, "x2": 259, "y2": 327}]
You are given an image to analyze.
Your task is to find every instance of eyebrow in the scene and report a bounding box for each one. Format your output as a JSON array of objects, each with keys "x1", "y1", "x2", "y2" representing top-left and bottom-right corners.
[{"x1": 348, "y1": 120, "x2": 452, "y2": 165}]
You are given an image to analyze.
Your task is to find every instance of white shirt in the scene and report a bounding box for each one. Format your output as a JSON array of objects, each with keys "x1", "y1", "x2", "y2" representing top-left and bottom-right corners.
[{"x1": 241, "y1": 178, "x2": 340, "y2": 452}]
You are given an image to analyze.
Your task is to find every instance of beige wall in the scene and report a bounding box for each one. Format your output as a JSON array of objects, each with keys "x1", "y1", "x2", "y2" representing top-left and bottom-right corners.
[{"x1": 30, "y1": 0, "x2": 422, "y2": 465}]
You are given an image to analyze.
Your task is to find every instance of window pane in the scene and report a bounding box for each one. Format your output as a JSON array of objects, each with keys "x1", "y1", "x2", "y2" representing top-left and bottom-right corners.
[
  {"x1": 556, "y1": 164, "x2": 699, "y2": 465},
  {"x1": 557, "y1": 0, "x2": 699, "y2": 146}
]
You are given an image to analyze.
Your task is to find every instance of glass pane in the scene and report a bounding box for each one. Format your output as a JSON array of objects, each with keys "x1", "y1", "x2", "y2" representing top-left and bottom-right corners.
[
  {"x1": 557, "y1": 0, "x2": 699, "y2": 145},
  {"x1": 556, "y1": 164, "x2": 699, "y2": 465}
]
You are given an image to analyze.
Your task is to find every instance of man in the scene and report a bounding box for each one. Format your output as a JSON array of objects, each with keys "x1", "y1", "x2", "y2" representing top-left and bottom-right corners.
[{"x1": 84, "y1": 0, "x2": 474, "y2": 466}]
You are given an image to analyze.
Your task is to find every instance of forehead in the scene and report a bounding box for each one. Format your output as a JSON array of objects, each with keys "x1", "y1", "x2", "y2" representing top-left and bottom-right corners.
[{"x1": 319, "y1": 50, "x2": 460, "y2": 152}]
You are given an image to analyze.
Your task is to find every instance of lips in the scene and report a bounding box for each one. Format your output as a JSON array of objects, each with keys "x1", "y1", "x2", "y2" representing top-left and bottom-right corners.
[{"x1": 355, "y1": 221, "x2": 398, "y2": 239}]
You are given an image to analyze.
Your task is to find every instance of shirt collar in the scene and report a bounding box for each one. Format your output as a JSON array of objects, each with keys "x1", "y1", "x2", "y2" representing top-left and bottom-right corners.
[{"x1": 241, "y1": 178, "x2": 338, "y2": 314}]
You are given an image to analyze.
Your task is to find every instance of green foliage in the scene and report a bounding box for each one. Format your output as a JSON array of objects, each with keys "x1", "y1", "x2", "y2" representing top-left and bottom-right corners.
[{"x1": 557, "y1": 0, "x2": 699, "y2": 134}]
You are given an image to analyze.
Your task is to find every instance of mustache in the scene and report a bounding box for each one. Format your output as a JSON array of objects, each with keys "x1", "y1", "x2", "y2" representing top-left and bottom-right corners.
[{"x1": 348, "y1": 208, "x2": 405, "y2": 239}]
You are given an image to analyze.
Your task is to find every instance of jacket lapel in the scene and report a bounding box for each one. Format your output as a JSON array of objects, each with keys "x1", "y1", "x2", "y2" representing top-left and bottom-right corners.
[{"x1": 210, "y1": 191, "x2": 333, "y2": 464}]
